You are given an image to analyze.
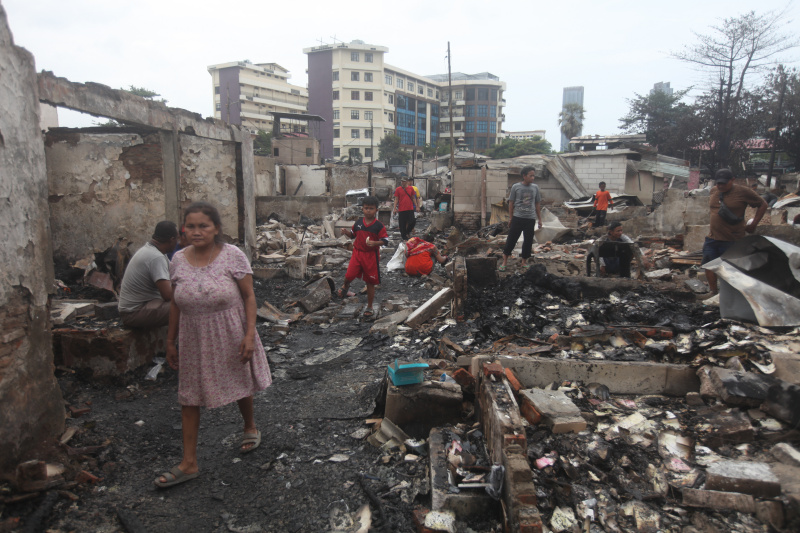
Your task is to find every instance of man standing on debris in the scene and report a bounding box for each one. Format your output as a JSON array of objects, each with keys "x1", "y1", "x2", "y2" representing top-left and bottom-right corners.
[
  {"x1": 118, "y1": 221, "x2": 179, "y2": 327},
  {"x1": 500, "y1": 166, "x2": 543, "y2": 271},
  {"x1": 593, "y1": 181, "x2": 613, "y2": 227},
  {"x1": 339, "y1": 196, "x2": 389, "y2": 317},
  {"x1": 704, "y1": 168, "x2": 768, "y2": 294},
  {"x1": 392, "y1": 177, "x2": 418, "y2": 240}
]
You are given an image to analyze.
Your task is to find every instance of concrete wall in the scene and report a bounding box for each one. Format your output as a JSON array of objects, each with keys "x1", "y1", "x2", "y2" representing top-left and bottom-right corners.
[
  {"x1": 281, "y1": 164, "x2": 327, "y2": 196},
  {"x1": 626, "y1": 169, "x2": 664, "y2": 205},
  {"x1": 45, "y1": 130, "x2": 167, "y2": 262},
  {"x1": 566, "y1": 154, "x2": 627, "y2": 194},
  {"x1": 273, "y1": 137, "x2": 319, "y2": 165},
  {"x1": 331, "y1": 164, "x2": 368, "y2": 197},
  {"x1": 254, "y1": 155, "x2": 276, "y2": 197},
  {"x1": 256, "y1": 196, "x2": 345, "y2": 224},
  {"x1": 0, "y1": 6, "x2": 65, "y2": 476},
  {"x1": 179, "y1": 135, "x2": 239, "y2": 240}
]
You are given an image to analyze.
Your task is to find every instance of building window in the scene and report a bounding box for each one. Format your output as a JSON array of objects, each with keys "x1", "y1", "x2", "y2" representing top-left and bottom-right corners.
[
  {"x1": 478, "y1": 105, "x2": 488, "y2": 117},
  {"x1": 388, "y1": 94, "x2": 394, "y2": 104},
  {"x1": 334, "y1": 148, "x2": 341, "y2": 157},
  {"x1": 349, "y1": 147, "x2": 360, "y2": 158},
  {"x1": 306, "y1": 148, "x2": 313, "y2": 157},
  {"x1": 408, "y1": 82, "x2": 414, "y2": 92},
  {"x1": 419, "y1": 85, "x2": 424, "y2": 95},
  {"x1": 334, "y1": 128, "x2": 340, "y2": 138},
  {"x1": 478, "y1": 88, "x2": 489, "y2": 100},
  {"x1": 365, "y1": 52, "x2": 373, "y2": 63},
  {"x1": 388, "y1": 112, "x2": 394, "y2": 122},
  {"x1": 490, "y1": 105, "x2": 497, "y2": 117},
  {"x1": 214, "y1": 86, "x2": 220, "y2": 94},
  {"x1": 365, "y1": 129, "x2": 372, "y2": 139},
  {"x1": 365, "y1": 91, "x2": 373, "y2": 101},
  {"x1": 273, "y1": 148, "x2": 279, "y2": 156},
  {"x1": 215, "y1": 103, "x2": 221, "y2": 110},
  {"x1": 351, "y1": 72, "x2": 360, "y2": 81},
  {"x1": 466, "y1": 121, "x2": 474, "y2": 133},
  {"x1": 436, "y1": 91, "x2": 440, "y2": 99},
  {"x1": 385, "y1": 74, "x2": 392, "y2": 85},
  {"x1": 365, "y1": 148, "x2": 372, "y2": 157},
  {"x1": 490, "y1": 122, "x2": 496, "y2": 133},
  {"x1": 351, "y1": 129, "x2": 360, "y2": 138},
  {"x1": 333, "y1": 71, "x2": 339, "y2": 81},
  {"x1": 333, "y1": 109, "x2": 340, "y2": 119},
  {"x1": 465, "y1": 105, "x2": 474, "y2": 117},
  {"x1": 477, "y1": 137, "x2": 487, "y2": 149},
  {"x1": 365, "y1": 111, "x2": 373, "y2": 120},
  {"x1": 351, "y1": 110, "x2": 360, "y2": 119},
  {"x1": 466, "y1": 88, "x2": 475, "y2": 100},
  {"x1": 477, "y1": 121, "x2": 488, "y2": 133},
  {"x1": 333, "y1": 91, "x2": 339, "y2": 100},
  {"x1": 397, "y1": 79, "x2": 404, "y2": 89},
  {"x1": 351, "y1": 52, "x2": 359, "y2": 61},
  {"x1": 365, "y1": 72, "x2": 373, "y2": 82},
  {"x1": 491, "y1": 89, "x2": 498, "y2": 101},
  {"x1": 454, "y1": 90, "x2": 462, "y2": 99},
  {"x1": 351, "y1": 91, "x2": 360, "y2": 100},
  {"x1": 427, "y1": 88, "x2": 433, "y2": 97}
]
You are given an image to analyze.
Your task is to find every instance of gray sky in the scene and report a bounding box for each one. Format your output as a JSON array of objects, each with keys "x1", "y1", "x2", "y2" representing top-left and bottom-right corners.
[{"x1": 4, "y1": 0, "x2": 798, "y2": 149}]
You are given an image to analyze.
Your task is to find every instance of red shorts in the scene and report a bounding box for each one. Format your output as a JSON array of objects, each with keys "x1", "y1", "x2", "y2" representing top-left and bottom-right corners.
[
  {"x1": 345, "y1": 249, "x2": 381, "y2": 285},
  {"x1": 405, "y1": 253, "x2": 433, "y2": 276}
]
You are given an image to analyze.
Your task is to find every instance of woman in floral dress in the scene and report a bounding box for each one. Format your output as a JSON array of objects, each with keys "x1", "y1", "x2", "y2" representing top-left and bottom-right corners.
[{"x1": 155, "y1": 202, "x2": 271, "y2": 488}]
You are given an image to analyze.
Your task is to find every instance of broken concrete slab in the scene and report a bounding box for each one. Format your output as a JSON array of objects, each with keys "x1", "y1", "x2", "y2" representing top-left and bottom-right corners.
[
  {"x1": 471, "y1": 355, "x2": 699, "y2": 396},
  {"x1": 771, "y1": 351, "x2": 800, "y2": 385},
  {"x1": 761, "y1": 380, "x2": 800, "y2": 426},
  {"x1": 705, "y1": 366, "x2": 778, "y2": 407},
  {"x1": 257, "y1": 301, "x2": 301, "y2": 323},
  {"x1": 369, "y1": 309, "x2": 412, "y2": 336},
  {"x1": 772, "y1": 443, "x2": 800, "y2": 468},
  {"x1": 405, "y1": 288, "x2": 454, "y2": 328},
  {"x1": 297, "y1": 276, "x2": 334, "y2": 313},
  {"x1": 384, "y1": 381, "x2": 463, "y2": 438},
  {"x1": 53, "y1": 326, "x2": 167, "y2": 377},
  {"x1": 705, "y1": 460, "x2": 780, "y2": 498},
  {"x1": 93, "y1": 302, "x2": 119, "y2": 320},
  {"x1": 682, "y1": 488, "x2": 756, "y2": 513},
  {"x1": 519, "y1": 389, "x2": 586, "y2": 434},
  {"x1": 704, "y1": 409, "x2": 754, "y2": 447}
]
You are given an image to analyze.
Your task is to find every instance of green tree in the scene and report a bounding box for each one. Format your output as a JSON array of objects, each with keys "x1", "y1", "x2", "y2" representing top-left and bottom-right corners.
[
  {"x1": 253, "y1": 130, "x2": 273, "y2": 156},
  {"x1": 346, "y1": 148, "x2": 363, "y2": 165},
  {"x1": 619, "y1": 88, "x2": 702, "y2": 159},
  {"x1": 126, "y1": 85, "x2": 168, "y2": 103},
  {"x1": 483, "y1": 137, "x2": 553, "y2": 158},
  {"x1": 378, "y1": 133, "x2": 411, "y2": 165},
  {"x1": 558, "y1": 103, "x2": 585, "y2": 150},
  {"x1": 672, "y1": 7, "x2": 798, "y2": 170},
  {"x1": 422, "y1": 139, "x2": 450, "y2": 158},
  {"x1": 759, "y1": 66, "x2": 800, "y2": 171}
]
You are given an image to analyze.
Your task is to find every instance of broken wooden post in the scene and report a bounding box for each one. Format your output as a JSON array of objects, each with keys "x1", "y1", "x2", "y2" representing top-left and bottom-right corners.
[{"x1": 405, "y1": 288, "x2": 454, "y2": 328}]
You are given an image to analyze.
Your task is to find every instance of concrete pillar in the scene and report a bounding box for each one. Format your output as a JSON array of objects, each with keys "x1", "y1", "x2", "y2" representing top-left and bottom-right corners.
[
  {"x1": 160, "y1": 130, "x2": 182, "y2": 225},
  {"x1": 0, "y1": 5, "x2": 65, "y2": 476}
]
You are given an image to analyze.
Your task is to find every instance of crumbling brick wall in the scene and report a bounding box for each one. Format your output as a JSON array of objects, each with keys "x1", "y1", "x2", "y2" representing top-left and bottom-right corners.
[
  {"x1": 0, "y1": 6, "x2": 65, "y2": 476},
  {"x1": 455, "y1": 212, "x2": 482, "y2": 231}
]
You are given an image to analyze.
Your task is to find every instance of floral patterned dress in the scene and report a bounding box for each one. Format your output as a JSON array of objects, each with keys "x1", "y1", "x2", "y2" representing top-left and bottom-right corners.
[{"x1": 170, "y1": 244, "x2": 272, "y2": 408}]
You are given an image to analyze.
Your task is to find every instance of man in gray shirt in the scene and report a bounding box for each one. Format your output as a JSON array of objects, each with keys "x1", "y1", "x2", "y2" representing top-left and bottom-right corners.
[
  {"x1": 118, "y1": 221, "x2": 178, "y2": 327},
  {"x1": 500, "y1": 166, "x2": 542, "y2": 271}
]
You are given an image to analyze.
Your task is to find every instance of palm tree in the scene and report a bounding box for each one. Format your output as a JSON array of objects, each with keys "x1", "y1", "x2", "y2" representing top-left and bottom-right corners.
[{"x1": 558, "y1": 103, "x2": 586, "y2": 151}]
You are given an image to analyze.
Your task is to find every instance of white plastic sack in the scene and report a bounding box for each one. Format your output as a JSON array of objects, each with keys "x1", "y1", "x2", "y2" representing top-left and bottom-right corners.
[
  {"x1": 390, "y1": 212, "x2": 399, "y2": 228},
  {"x1": 387, "y1": 242, "x2": 407, "y2": 271}
]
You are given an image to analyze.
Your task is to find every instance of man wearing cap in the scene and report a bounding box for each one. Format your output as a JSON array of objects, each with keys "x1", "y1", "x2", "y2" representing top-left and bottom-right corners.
[
  {"x1": 118, "y1": 221, "x2": 179, "y2": 327},
  {"x1": 703, "y1": 169, "x2": 768, "y2": 294},
  {"x1": 392, "y1": 177, "x2": 418, "y2": 240}
]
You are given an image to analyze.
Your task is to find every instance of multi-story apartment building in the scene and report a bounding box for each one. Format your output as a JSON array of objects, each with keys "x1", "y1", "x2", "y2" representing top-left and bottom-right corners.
[
  {"x1": 305, "y1": 40, "x2": 443, "y2": 162},
  {"x1": 425, "y1": 72, "x2": 506, "y2": 153},
  {"x1": 560, "y1": 86, "x2": 584, "y2": 151},
  {"x1": 305, "y1": 40, "x2": 505, "y2": 162},
  {"x1": 207, "y1": 61, "x2": 309, "y2": 135},
  {"x1": 503, "y1": 130, "x2": 547, "y2": 142}
]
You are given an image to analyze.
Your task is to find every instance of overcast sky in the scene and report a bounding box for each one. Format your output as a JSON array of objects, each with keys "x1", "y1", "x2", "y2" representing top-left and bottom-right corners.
[{"x1": 4, "y1": 0, "x2": 798, "y2": 149}]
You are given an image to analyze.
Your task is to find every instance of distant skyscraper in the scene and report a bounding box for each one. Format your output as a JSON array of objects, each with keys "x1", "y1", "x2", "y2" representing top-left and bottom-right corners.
[
  {"x1": 650, "y1": 82, "x2": 673, "y2": 96},
  {"x1": 560, "y1": 86, "x2": 584, "y2": 151}
]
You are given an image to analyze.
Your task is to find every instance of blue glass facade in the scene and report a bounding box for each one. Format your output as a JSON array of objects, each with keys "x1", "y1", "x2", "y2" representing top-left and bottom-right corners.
[{"x1": 395, "y1": 94, "x2": 438, "y2": 148}]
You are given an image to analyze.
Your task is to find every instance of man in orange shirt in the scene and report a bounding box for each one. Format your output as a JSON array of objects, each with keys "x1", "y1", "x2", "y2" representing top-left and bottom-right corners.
[{"x1": 593, "y1": 181, "x2": 613, "y2": 227}]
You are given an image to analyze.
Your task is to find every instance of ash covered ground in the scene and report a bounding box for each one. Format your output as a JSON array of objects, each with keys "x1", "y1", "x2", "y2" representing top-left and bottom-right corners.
[{"x1": 4, "y1": 222, "x2": 797, "y2": 533}]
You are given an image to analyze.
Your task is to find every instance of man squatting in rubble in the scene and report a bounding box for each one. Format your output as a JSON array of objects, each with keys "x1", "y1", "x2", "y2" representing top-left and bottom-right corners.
[
  {"x1": 703, "y1": 168, "x2": 768, "y2": 294},
  {"x1": 499, "y1": 166, "x2": 542, "y2": 271},
  {"x1": 595, "y1": 222, "x2": 652, "y2": 278},
  {"x1": 338, "y1": 196, "x2": 389, "y2": 318},
  {"x1": 118, "y1": 221, "x2": 179, "y2": 327}
]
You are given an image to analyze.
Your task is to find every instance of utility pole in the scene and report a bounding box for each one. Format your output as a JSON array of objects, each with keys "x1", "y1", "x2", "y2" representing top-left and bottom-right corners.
[
  {"x1": 766, "y1": 65, "x2": 786, "y2": 189},
  {"x1": 447, "y1": 42, "x2": 454, "y2": 212},
  {"x1": 368, "y1": 118, "x2": 374, "y2": 192}
]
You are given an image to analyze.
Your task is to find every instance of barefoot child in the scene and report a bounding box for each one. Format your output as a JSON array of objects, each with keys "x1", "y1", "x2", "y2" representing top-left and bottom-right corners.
[{"x1": 338, "y1": 196, "x2": 388, "y2": 317}]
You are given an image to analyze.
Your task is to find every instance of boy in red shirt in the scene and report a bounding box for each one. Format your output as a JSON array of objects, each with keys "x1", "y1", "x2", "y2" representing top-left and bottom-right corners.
[
  {"x1": 338, "y1": 196, "x2": 389, "y2": 317},
  {"x1": 593, "y1": 181, "x2": 613, "y2": 227}
]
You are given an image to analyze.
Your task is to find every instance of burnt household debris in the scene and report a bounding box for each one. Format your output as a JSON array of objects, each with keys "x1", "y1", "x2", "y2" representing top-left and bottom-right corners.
[{"x1": 7, "y1": 193, "x2": 799, "y2": 533}]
